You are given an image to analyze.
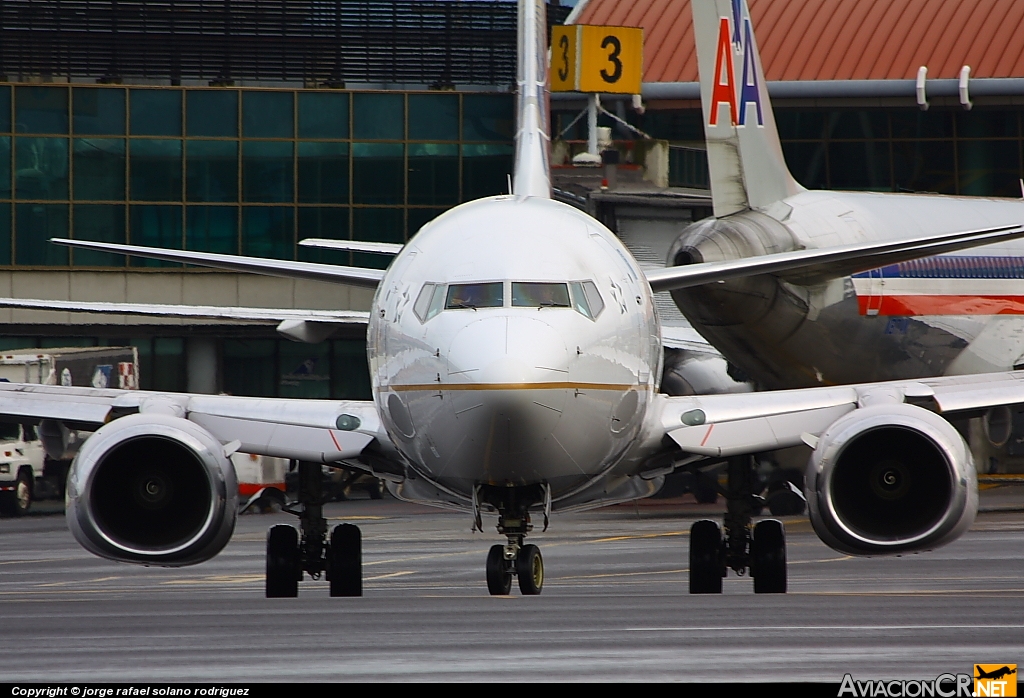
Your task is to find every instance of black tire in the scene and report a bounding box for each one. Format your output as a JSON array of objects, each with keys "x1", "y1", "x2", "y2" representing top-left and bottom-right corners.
[
  {"x1": 0, "y1": 468, "x2": 33, "y2": 517},
  {"x1": 486, "y1": 544, "x2": 512, "y2": 595},
  {"x1": 369, "y1": 479, "x2": 385, "y2": 500},
  {"x1": 266, "y1": 525, "x2": 300, "y2": 598},
  {"x1": 516, "y1": 544, "x2": 544, "y2": 596},
  {"x1": 691, "y1": 480, "x2": 719, "y2": 504},
  {"x1": 328, "y1": 523, "x2": 362, "y2": 597},
  {"x1": 689, "y1": 519, "x2": 723, "y2": 594},
  {"x1": 751, "y1": 519, "x2": 787, "y2": 594}
]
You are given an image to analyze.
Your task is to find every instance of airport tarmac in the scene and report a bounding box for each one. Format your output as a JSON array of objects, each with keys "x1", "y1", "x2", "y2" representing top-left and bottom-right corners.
[{"x1": 0, "y1": 492, "x2": 1021, "y2": 683}]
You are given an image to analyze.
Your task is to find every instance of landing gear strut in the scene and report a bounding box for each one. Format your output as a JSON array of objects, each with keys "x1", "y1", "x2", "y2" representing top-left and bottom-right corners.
[
  {"x1": 688, "y1": 455, "x2": 786, "y2": 594},
  {"x1": 480, "y1": 484, "x2": 545, "y2": 596},
  {"x1": 265, "y1": 460, "x2": 362, "y2": 598}
]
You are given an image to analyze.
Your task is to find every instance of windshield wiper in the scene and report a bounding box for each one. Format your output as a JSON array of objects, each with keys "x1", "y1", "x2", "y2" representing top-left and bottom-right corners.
[{"x1": 449, "y1": 302, "x2": 478, "y2": 310}]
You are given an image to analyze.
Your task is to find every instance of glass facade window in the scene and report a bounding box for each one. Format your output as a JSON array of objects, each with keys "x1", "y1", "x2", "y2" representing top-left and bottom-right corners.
[
  {"x1": 74, "y1": 138, "x2": 125, "y2": 201},
  {"x1": 352, "y1": 142, "x2": 403, "y2": 204},
  {"x1": 187, "y1": 91, "x2": 238, "y2": 138},
  {"x1": 15, "y1": 87, "x2": 68, "y2": 135},
  {"x1": 16, "y1": 203, "x2": 68, "y2": 265},
  {"x1": 279, "y1": 341, "x2": 330, "y2": 399},
  {"x1": 298, "y1": 207, "x2": 349, "y2": 265},
  {"x1": 73, "y1": 88, "x2": 125, "y2": 136},
  {"x1": 15, "y1": 137, "x2": 68, "y2": 200},
  {"x1": 152, "y1": 337, "x2": 186, "y2": 392},
  {"x1": 187, "y1": 140, "x2": 238, "y2": 202},
  {"x1": 298, "y1": 142, "x2": 348, "y2": 204},
  {"x1": 187, "y1": 205, "x2": 238, "y2": 254},
  {"x1": 353, "y1": 207, "x2": 402, "y2": 269},
  {"x1": 243, "y1": 92, "x2": 293, "y2": 139},
  {"x1": 462, "y1": 94, "x2": 513, "y2": 142},
  {"x1": 0, "y1": 86, "x2": 10, "y2": 133},
  {"x1": 242, "y1": 141, "x2": 293, "y2": 203},
  {"x1": 958, "y1": 140, "x2": 1022, "y2": 197},
  {"x1": 0, "y1": 203, "x2": 10, "y2": 265},
  {"x1": 332, "y1": 340, "x2": 372, "y2": 400},
  {"x1": 408, "y1": 143, "x2": 458, "y2": 205},
  {"x1": 0, "y1": 137, "x2": 10, "y2": 198},
  {"x1": 129, "y1": 90, "x2": 182, "y2": 137},
  {"x1": 461, "y1": 143, "x2": 512, "y2": 201},
  {"x1": 243, "y1": 206, "x2": 293, "y2": 259},
  {"x1": 129, "y1": 204, "x2": 182, "y2": 266},
  {"x1": 73, "y1": 204, "x2": 126, "y2": 266},
  {"x1": 298, "y1": 92, "x2": 348, "y2": 139},
  {"x1": 407, "y1": 207, "x2": 445, "y2": 238},
  {"x1": 223, "y1": 339, "x2": 277, "y2": 397},
  {"x1": 130, "y1": 139, "x2": 182, "y2": 201},
  {"x1": 353, "y1": 93, "x2": 403, "y2": 140},
  {"x1": 408, "y1": 94, "x2": 458, "y2": 141}
]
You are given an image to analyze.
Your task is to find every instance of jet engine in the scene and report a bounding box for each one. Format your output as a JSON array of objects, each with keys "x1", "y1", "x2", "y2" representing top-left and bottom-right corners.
[
  {"x1": 805, "y1": 404, "x2": 977, "y2": 556},
  {"x1": 65, "y1": 413, "x2": 238, "y2": 566}
]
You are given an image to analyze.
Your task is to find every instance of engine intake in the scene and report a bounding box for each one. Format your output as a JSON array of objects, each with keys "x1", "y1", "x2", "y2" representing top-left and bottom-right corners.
[
  {"x1": 806, "y1": 404, "x2": 977, "y2": 556},
  {"x1": 66, "y1": 413, "x2": 238, "y2": 566}
]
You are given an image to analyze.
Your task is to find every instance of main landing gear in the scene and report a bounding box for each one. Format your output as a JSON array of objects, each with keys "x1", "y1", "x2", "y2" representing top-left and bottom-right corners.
[
  {"x1": 479, "y1": 484, "x2": 545, "y2": 596},
  {"x1": 688, "y1": 455, "x2": 787, "y2": 594},
  {"x1": 265, "y1": 460, "x2": 362, "y2": 598}
]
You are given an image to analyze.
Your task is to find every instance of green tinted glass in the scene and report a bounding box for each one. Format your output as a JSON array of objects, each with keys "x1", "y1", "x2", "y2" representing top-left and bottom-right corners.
[
  {"x1": 0, "y1": 86, "x2": 10, "y2": 133},
  {"x1": 462, "y1": 94, "x2": 513, "y2": 142},
  {"x1": 73, "y1": 138, "x2": 125, "y2": 200},
  {"x1": 72, "y1": 204, "x2": 126, "y2": 266},
  {"x1": 73, "y1": 88, "x2": 125, "y2": 136},
  {"x1": 352, "y1": 207, "x2": 403, "y2": 269},
  {"x1": 242, "y1": 92, "x2": 293, "y2": 138},
  {"x1": 186, "y1": 205, "x2": 238, "y2": 254},
  {"x1": 352, "y1": 142, "x2": 403, "y2": 204},
  {"x1": 407, "y1": 207, "x2": 445, "y2": 238},
  {"x1": 15, "y1": 87, "x2": 68, "y2": 135},
  {"x1": 279, "y1": 340, "x2": 330, "y2": 399},
  {"x1": 242, "y1": 206, "x2": 293, "y2": 259},
  {"x1": 298, "y1": 92, "x2": 349, "y2": 139},
  {"x1": 958, "y1": 140, "x2": 1021, "y2": 197},
  {"x1": 130, "y1": 139, "x2": 182, "y2": 201},
  {"x1": 187, "y1": 140, "x2": 238, "y2": 202},
  {"x1": 223, "y1": 339, "x2": 276, "y2": 397},
  {"x1": 298, "y1": 207, "x2": 349, "y2": 265},
  {"x1": 242, "y1": 141, "x2": 293, "y2": 203},
  {"x1": 15, "y1": 203, "x2": 68, "y2": 265},
  {"x1": 129, "y1": 90, "x2": 182, "y2": 136},
  {"x1": 187, "y1": 91, "x2": 238, "y2": 137},
  {"x1": 298, "y1": 141, "x2": 348, "y2": 203},
  {"x1": 152, "y1": 337, "x2": 186, "y2": 392},
  {"x1": 15, "y1": 137, "x2": 69, "y2": 200},
  {"x1": 0, "y1": 203, "x2": 10, "y2": 264},
  {"x1": 408, "y1": 143, "x2": 457, "y2": 205},
  {"x1": 129, "y1": 204, "x2": 182, "y2": 266},
  {"x1": 408, "y1": 94, "x2": 458, "y2": 141},
  {"x1": 331, "y1": 339, "x2": 371, "y2": 400},
  {"x1": 353, "y1": 93, "x2": 403, "y2": 140},
  {"x1": 461, "y1": 143, "x2": 512, "y2": 200},
  {"x1": 0, "y1": 137, "x2": 9, "y2": 198}
]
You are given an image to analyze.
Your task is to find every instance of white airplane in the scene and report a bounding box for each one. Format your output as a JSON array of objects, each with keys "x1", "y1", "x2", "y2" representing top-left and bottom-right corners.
[{"x1": 3, "y1": 0, "x2": 1024, "y2": 596}]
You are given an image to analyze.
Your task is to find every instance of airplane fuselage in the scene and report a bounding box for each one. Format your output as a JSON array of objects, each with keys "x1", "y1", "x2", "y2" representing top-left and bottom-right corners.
[
  {"x1": 368, "y1": 195, "x2": 663, "y2": 500},
  {"x1": 669, "y1": 191, "x2": 1024, "y2": 390}
]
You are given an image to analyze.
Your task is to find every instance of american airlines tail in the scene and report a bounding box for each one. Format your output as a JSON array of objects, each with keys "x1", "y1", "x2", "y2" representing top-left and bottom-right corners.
[
  {"x1": 512, "y1": 0, "x2": 551, "y2": 199},
  {"x1": 692, "y1": 0, "x2": 803, "y2": 217}
]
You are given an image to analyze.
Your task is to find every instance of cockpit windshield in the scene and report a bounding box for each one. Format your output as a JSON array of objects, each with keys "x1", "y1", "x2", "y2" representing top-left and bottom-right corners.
[
  {"x1": 512, "y1": 282, "x2": 570, "y2": 308},
  {"x1": 445, "y1": 282, "x2": 503, "y2": 309}
]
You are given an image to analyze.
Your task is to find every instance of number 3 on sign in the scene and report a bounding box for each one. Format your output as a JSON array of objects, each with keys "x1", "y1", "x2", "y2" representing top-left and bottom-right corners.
[{"x1": 549, "y1": 25, "x2": 642, "y2": 94}]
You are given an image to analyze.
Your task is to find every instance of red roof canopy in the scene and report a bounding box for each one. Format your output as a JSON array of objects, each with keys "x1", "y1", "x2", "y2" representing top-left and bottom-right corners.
[{"x1": 574, "y1": 0, "x2": 1024, "y2": 82}]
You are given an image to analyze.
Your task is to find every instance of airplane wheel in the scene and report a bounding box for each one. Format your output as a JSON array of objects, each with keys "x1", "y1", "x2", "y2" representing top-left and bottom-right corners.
[
  {"x1": 689, "y1": 519, "x2": 723, "y2": 594},
  {"x1": 369, "y1": 479, "x2": 386, "y2": 500},
  {"x1": 266, "y1": 524, "x2": 300, "y2": 598},
  {"x1": 328, "y1": 523, "x2": 362, "y2": 597},
  {"x1": 751, "y1": 519, "x2": 787, "y2": 594},
  {"x1": 516, "y1": 544, "x2": 544, "y2": 596},
  {"x1": 0, "y1": 469, "x2": 32, "y2": 517},
  {"x1": 486, "y1": 544, "x2": 512, "y2": 595}
]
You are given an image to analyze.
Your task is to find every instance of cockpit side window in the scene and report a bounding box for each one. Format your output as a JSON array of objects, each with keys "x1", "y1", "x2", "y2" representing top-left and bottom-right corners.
[
  {"x1": 445, "y1": 282, "x2": 503, "y2": 310},
  {"x1": 582, "y1": 281, "x2": 604, "y2": 318},
  {"x1": 569, "y1": 281, "x2": 592, "y2": 318},
  {"x1": 414, "y1": 283, "x2": 447, "y2": 322},
  {"x1": 512, "y1": 282, "x2": 570, "y2": 308}
]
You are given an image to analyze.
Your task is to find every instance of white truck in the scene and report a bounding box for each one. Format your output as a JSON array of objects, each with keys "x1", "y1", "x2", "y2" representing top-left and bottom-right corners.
[{"x1": 0, "y1": 346, "x2": 139, "y2": 516}]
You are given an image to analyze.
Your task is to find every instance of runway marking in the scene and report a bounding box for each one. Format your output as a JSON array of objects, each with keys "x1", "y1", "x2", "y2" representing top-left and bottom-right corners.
[
  {"x1": 591, "y1": 532, "x2": 688, "y2": 542},
  {"x1": 327, "y1": 516, "x2": 387, "y2": 521},
  {"x1": 36, "y1": 576, "x2": 121, "y2": 587},
  {"x1": 365, "y1": 571, "x2": 415, "y2": 581},
  {"x1": 161, "y1": 574, "x2": 264, "y2": 585},
  {"x1": 626, "y1": 623, "x2": 1024, "y2": 632},
  {"x1": 0, "y1": 557, "x2": 79, "y2": 565},
  {"x1": 788, "y1": 555, "x2": 853, "y2": 565},
  {"x1": 555, "y1": 568, "x2": 686, "y2": 580}
]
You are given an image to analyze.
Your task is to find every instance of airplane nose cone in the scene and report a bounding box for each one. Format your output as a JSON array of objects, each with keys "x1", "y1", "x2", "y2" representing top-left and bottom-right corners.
[{"x1": 447, "y1": 316, "x2": 569, "y2": 383}]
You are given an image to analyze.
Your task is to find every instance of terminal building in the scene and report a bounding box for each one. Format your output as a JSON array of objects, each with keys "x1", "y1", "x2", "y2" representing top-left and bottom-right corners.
[{"x1": 1, "y1": 0, "x2": 1024, "y2": 398}]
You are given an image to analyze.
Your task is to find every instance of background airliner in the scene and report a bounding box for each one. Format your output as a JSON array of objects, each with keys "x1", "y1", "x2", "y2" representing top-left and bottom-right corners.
[{"x1": 1, "y1": 0, "x2": 1024, "y2": 597}]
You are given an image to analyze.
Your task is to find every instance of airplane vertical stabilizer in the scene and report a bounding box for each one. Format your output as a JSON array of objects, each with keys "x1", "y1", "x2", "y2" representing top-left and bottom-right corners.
[
  {"x1": 692, "y1": 0, "x2": 803, "y2": 217},
  {"x1": 512, "y1": 0, "x2": 552, "y2": 199}
]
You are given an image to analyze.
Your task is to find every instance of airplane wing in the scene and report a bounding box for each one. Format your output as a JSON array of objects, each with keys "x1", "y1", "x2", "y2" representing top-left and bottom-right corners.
[
  {"x1": 0, "y1": 381, "x2": 387, "y2": 464},
  {"x1": 645, "y1": 224, "x2": 1024, "y2": 292},
  {"x1": 298, "y1": 239, "x2": 404, "y2": 255},
  {"x1": 655, "y1": 370, "x2": 1024, "y2": 457},
  {"x1": 51, "y1": 239, "x2": 385, "y2": 288}
]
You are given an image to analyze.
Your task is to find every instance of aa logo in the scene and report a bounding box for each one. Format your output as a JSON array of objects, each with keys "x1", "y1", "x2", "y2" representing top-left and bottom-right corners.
[{"x1": 974, "y1": 664, "x2": 1017, "y2": 697}]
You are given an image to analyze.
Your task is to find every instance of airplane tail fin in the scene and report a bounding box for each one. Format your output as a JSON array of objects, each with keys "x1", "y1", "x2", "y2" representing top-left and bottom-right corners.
[
  {"x1": 692, "y1": 0, "x2": 803, "y2": 217},
  {"x1": 512, "y1": 0, "x2": 551, "y2": 198}
]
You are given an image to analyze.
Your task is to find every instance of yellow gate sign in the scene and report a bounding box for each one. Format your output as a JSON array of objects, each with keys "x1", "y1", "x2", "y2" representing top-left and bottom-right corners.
[{"x1": 549, "y1": 25, "x2": 643, "y2": 94}]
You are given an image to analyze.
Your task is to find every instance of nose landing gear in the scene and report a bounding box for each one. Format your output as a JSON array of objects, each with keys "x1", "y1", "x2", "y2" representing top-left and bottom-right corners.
[{"x1": 480, "y1": 484, "x2": 546, "y2": 596}]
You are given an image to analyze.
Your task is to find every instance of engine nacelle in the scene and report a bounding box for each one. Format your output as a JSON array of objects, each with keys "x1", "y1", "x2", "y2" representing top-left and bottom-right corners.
[
  {"x1": 805, "y1": 404, "x2": 977, "y2": 556},
  {"x1": 66, "y1": 413, "x2": 238, "y2": 566}
]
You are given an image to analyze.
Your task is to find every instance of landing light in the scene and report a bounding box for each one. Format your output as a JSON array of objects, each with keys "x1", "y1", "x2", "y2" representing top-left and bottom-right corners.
[
  {"x1": 681, "y1": 409, "x2": 706, "y2": 426},
  {"x1": 336, "y1": 414, "x2": 361, "y2": 431}
]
